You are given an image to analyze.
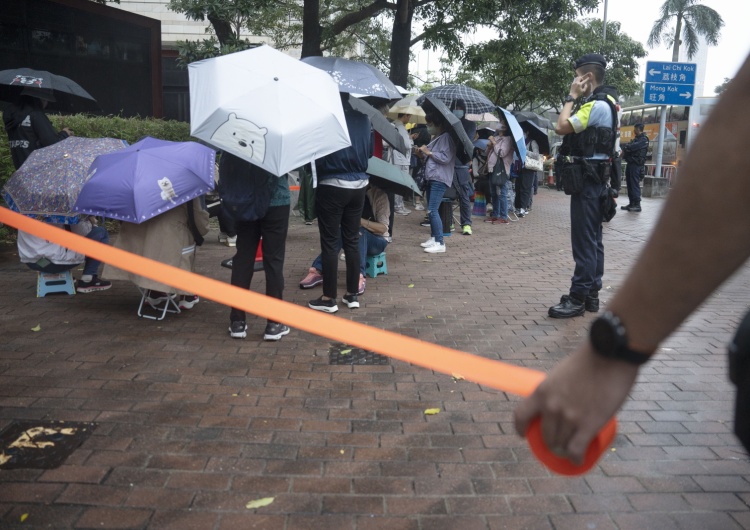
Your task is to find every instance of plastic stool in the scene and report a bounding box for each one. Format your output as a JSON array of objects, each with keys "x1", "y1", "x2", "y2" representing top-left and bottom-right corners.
[
  {"x1": 37, "y1": 270, "x2": 76, "y2": 297},
  {"x1": 365, "y1": 252, "x2": 388, "y2": 278}
]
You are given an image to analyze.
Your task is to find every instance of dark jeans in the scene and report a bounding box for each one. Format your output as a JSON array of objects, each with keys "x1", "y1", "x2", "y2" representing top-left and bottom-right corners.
[
  {"x1": 316, "y1": 185, "x2": 366, "y2": 299},
  {"x1": 426, "y1": 181, "x2": 447, "y2": 244},
  {"x1": 312, "y1": 228, "x2": 388, "y2": 276},
  {"x1": 229, "y1": 205, "x2": 290, "y2": 323},
  {"x1": 454, "y1": 165, "x2": 473, "y2": 227},
  {"x1": 569, "y1": 179, "x2": 606, "y2": 299},
  {"x1": 625, "y1": 163, "x2": 642, "y2": 204},
  {"x1": 517, "y1": 170, "x2": 535, "y2": 210},
  {"x1": 26, "y1": 225, "x2": 109, "y2": 277}
]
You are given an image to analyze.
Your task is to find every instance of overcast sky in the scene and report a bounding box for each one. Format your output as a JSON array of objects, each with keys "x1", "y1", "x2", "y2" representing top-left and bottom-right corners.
[{"x1": 411, "y1": 0, "x2": 750, "y2": 95}]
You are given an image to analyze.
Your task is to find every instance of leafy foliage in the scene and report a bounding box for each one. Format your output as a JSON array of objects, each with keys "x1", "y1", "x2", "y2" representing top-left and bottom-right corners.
[
  {"x1": 457, "y1": 18, "x2": 645, "y2": 112},
  {"x1": 714, "y1": 77, "x2": 731, "y2": 95},
  {"x1": 647, "y1": 0, "x2": 724, "y2": 61}
]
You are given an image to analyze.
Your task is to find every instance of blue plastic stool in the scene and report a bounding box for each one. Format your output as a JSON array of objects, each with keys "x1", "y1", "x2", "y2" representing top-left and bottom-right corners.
[
  {"x1": 37, "y1": 270, "x2": 76, "y2": 297},
  {"x1": 365, "y1": 252, "x2": 388, "y2": 278}
]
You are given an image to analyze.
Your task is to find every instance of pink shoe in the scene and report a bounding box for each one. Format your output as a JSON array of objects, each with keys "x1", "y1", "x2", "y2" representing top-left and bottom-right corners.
[
  {"x1": 357, "y1": 274, "x2": 366, "y2": 296},
  {"x1": 300, "y1": 268, "x2": 323, "y2": 289}
]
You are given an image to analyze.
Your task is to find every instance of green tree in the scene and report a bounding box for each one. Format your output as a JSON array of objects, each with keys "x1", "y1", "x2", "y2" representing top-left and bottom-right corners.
[
  {"x1": 458, "y1": 18, "x2": 645, "y2": 112},
  {"x1": 714, "y1": 77, "x2": 731, "y2": 95},
  {"x1": 647, "y1": 0, "x2": 724, "y2": 61}
]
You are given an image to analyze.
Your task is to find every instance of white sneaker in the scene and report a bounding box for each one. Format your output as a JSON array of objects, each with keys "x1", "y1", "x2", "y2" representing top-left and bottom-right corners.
[
  {"x1": 420, "y1": 237, "x2": 436, "y2": 248},
  {"x1": 218, "y1": 232, "x2": 228, "y2": 243},
  {"x1": 424, "y1": 242, "x2": 446, "y2": 253},
  {"x1": 226, "y1": 235, "x2": 237, "y2": 247},
  {"x1": 339, "y1": 252, "x2": 346, "y2": 261},
  {"x1": 414, "y1": 203, "x2": 425, "y2": 211},
  {"x1": 396, "y1": 208, "x2": 411, "y2": 215}
]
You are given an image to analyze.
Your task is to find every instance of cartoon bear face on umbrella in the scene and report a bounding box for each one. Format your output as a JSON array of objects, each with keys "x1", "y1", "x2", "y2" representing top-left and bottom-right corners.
[{"x1": 210, "y1": 113, "x2": 267, "y2": 164}]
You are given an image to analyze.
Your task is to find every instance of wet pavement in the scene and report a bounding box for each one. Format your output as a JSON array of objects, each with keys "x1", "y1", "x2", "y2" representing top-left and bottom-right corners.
[{"x1": 1, "y1": 186, "x2": 748, "y2": 529}]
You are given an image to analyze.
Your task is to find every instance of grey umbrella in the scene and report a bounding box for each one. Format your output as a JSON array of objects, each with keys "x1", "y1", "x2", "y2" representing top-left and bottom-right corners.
[
  {"x1": 512, "y1": 110, "x2": 553, "y2": 130},
  {"x1": 366, "y1": 156, "x2": 422, "y2": 197},
  {"x1": 417, "y1": 85, "x2": 495, "y2": 115},
  {"x1": 300, "y1": 57, "x2": 402, "y2": 100},
  {"x1": 0, "y1": 67, "x2": 98, "y2": 112},
  {"x1": 420, "y1": 96, "x2": 474, "y2": 165},
  {"x1": 349, "y1": 97, "x2": 408, "y2": 156}
]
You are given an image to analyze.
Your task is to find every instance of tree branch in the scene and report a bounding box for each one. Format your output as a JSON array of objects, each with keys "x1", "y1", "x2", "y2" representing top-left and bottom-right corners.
[{"x1": 330, "y1": 0, "x2": 390, "y2": 35}]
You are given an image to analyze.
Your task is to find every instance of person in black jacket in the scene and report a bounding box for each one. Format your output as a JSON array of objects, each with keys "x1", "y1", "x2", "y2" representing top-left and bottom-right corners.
[
  {"x1": 3, "y1": 87, "x2": 73, "y2": 170},
  {"x1": 620, "y1": 123, "x2": 649, "y2": 212}
]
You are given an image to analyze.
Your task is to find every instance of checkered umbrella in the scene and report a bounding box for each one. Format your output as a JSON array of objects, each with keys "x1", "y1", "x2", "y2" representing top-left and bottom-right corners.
[{"x1": 417, "y1": 85, "x2": 495, "y2": 115}]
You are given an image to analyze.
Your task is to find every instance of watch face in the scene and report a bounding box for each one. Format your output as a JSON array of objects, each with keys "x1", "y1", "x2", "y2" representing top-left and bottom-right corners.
[{"x1": 590, "y1": 317, "x2": 618, "y2": 357}]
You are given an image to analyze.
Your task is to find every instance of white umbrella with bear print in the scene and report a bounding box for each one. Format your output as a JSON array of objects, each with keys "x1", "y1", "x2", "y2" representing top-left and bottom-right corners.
[{"x1": 188, "y1": 45, "x2": 351, "y2": 177}]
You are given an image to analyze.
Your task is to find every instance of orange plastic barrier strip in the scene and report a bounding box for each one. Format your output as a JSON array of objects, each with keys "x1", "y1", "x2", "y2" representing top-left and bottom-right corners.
[{"x1": 0, "y1": 207, "x2": 615, "y2": 474}]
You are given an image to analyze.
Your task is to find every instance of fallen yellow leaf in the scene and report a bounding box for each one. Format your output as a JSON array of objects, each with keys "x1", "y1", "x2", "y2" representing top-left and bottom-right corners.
[
  {"x1": 340, "y1": 349, "x2": 351, "y2": 355},
  {"x1": 452, "y1": 374, "x2": 464, "y2": 381},
  {"x1": 426, "y1": 316, "x2": 433, "y2": 319},
  {"x1": 424, "y1": 408, "x2": 440, "y2": 415},
  {"x1": 246, "y1": 497, "x2": 275, "y2": 510},
  {"x1": 408, "y1": 284, "x2": 414, "y2": 288},
  {"x1": 232, "y1": 394, "x2": 239, "y2": 397},
  {"x1": 20, "y1": 513, "x2": 29, "y2": 522},
  {"x1": 30, "y1": 324, "x2": 41, "y2": 332},
  {"x1": 339, "y1": 449, "x2": 345, "y2": 454}
]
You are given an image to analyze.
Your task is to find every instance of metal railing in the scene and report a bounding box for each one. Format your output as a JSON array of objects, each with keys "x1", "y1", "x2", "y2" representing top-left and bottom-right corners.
[{"x1": 644, "y1": 164, "x2": 678, "y2": 187}]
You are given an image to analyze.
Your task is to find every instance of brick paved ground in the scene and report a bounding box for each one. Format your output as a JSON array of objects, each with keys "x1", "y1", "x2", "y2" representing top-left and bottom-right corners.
[{"x1": 1, "y1": 186, "x2": 748, "y2": 529}]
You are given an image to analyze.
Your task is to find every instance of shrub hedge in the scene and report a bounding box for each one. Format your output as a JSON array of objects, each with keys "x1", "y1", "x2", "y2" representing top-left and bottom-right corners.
[{"x1": 0, "y1": 114, "x2": 193, "y2": 242}]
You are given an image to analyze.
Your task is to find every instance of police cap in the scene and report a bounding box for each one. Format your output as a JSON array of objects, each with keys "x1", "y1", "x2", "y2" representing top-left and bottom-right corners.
[{"x1": 574, "y1": 53, "x2": 606, "y2": 70}]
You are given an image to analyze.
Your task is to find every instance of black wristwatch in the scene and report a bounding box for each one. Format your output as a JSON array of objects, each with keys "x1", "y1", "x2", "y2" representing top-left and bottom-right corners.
[
  {"x1": 589, "y1": 311, "x2": 652, "y2": 365},
  {"x1": 564, "y1": 95, "x2": 576, "y2": 104}
]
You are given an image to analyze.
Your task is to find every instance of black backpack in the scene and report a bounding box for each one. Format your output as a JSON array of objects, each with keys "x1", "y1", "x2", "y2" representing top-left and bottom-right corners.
[{"x1": 218, "y1": 152, "x2": 277, "y2": 223}]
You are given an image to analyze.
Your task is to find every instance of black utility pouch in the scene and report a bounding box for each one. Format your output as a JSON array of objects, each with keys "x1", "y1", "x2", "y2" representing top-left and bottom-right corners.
[
  {"x1": 560, "y1": 162, "x2": 585, "y2": 195},
  {"x1": 729, "y1": 309, "x2": 750, "y2": 454}
]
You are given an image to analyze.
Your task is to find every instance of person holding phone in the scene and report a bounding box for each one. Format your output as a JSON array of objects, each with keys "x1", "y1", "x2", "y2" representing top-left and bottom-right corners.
[{"x1": 547, "y1": 53, "x2": 620, "y2": 319}]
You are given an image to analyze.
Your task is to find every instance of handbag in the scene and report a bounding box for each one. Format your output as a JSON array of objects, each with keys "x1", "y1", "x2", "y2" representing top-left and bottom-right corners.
[
  {"x1": 489, "y1": 161, "x2": 509, "y2": 187},
  {"x1": 524, "y1": 152, "x2": 544, "y2": 172},
  {"x1": 413, "y1": 163, "x2": 428, "y2": 191}
]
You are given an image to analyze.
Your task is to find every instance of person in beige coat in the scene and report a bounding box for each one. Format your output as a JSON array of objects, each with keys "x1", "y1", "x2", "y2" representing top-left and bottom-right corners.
[{"x1": 104, "y1": 198, "x2": 209, "y2": 309}]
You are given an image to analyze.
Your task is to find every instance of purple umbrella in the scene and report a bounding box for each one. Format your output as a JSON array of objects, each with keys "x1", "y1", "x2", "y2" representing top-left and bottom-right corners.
[
  {"x1": 2, "y1": 136, "x2": 127, "y2": 224},
  {"x1": 73, "y1": 137, "x2": 216, "y2": 223}
]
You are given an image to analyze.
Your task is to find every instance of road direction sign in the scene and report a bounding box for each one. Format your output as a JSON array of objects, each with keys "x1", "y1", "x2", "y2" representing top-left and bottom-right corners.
[
  {"x1": 644, "y1": 61, "x2": 696, "y2": 106},
  {"x1": 645, "y1": 61, "x2": 697, "y2": 85},
  {"x1": 644, "y1": 82, "x2": 695, "y2": 106}
]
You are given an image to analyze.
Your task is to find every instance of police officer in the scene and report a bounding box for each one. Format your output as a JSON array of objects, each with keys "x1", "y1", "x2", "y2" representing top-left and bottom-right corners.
[
  {"x1": 548, "y1": 53, "x2": 620, "y2": 319},
  {"x1": 620, "y1": 123, "x2": 649, "y2": 212}
]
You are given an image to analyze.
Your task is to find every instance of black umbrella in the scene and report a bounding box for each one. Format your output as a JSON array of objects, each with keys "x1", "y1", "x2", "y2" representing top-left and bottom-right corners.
[
  {"x1": 520, "y1": 121, "x2": 550, "y2": 156},
  {"x1": 512, "y1": 110, "x2": 553, "y2": 130},
  {"x1": 300, "y1": 57, "x2": 402, "y2": 100},
  {"x1": 420, "y1": 96, "x2": 474, "y2": 165},
  {"x1": 0, "y1": 68, "x2": 98, "y2": 113},
  {"x1": 348, "y1": 97, "x2": 408, "y2": 156},
  {"x1": 417, "y1": 85, "x2": 494, "y2": 114}
]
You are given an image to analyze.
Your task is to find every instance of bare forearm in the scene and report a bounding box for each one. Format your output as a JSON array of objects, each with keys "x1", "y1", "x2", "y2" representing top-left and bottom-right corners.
[{"x1": 608, "y1": 54, "x2": 750, "y2": 352}]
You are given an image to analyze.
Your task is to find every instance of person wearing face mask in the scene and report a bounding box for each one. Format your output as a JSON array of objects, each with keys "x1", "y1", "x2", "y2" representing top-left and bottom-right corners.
[
  {"x1": 416, "y1": 111, "x2": 457, "y2": 253},
  {"x1": 484, "y1": 120, "x2": 514, "y2": 224},
  {"x1": 449, "y1": 99, "x2": 476, "y2": 235},
  {"x1": 548, "y1": 53, "x2": 620, "y2": 319}
]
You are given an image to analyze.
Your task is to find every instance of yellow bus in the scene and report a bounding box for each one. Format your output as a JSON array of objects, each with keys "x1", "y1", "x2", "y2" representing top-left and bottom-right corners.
[{"x1": 619, "y1": 103, "x2": 691, "y2": 167}]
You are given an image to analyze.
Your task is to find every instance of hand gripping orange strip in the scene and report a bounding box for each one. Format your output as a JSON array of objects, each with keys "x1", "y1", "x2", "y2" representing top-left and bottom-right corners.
[{"x1": 0, "y1": 207, "x2": 615, "y2": 475}]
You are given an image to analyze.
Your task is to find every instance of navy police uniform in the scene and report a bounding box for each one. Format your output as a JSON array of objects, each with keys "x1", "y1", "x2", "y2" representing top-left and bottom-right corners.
[
  {"x1": 550, "y1": 54, "x2": 619, "y2": 319},
  {"x1": 621, "y1": 124, "x2": 649, "y2": 211}
]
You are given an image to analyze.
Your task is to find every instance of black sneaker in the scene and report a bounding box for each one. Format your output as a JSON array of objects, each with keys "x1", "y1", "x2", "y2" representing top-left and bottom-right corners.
[
  {"x1": 309, "y1": 296, "x2": 338, "y2": 313},
  {"x1": 229, "y1": 321, "x2": 247, "y2": 339},
  {"x1": 264, "y1": 322, "x2": 290, "y2": 341},
  {"x1": 420, "y1": 220, "x2": 431, "y2": 227},
  {"x1": 76, "y1": 275, "x2": 112, "y2": 293},
  {"x1": 221, "y1": 258, "x2": 233, "y2": 269},
  {"x1": 548, "y1": 294, "x2": 585, "y2": 318},
  {"x1": 342, "y1": 293, "x2": 359, "y2": 309}
]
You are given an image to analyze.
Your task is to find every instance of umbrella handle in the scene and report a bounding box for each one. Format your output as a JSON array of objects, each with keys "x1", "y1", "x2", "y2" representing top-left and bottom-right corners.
[{"x1": 526, "y1": 417, "x2": 617, "y2": 475}]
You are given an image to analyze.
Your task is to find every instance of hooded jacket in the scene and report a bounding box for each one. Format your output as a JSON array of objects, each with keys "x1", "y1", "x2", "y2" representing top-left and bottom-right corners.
[{"x1": 3, "y1": 101, "x2": 69, "y2": 169}]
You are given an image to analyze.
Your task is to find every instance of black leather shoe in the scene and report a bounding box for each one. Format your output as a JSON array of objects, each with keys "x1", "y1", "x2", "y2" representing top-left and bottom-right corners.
[
  {"x1": 548, "y1": 295, "x2": 586, "y2": 318},
  {"x1": 585, "y1": 293, "x2": 600, "y2": 312},
  {"x1": 620, "y1": 204, "x2": 632, "y2": 211},
  {"x1": 629, "y1": 203, "x2": 642, "y2": 212}
]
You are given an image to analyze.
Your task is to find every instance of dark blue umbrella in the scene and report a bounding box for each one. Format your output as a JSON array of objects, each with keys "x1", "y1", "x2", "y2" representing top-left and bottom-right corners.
[
  {"x1": 73, "y1": 137, "x2": 216, "y2": 224},
  {"x1": 300, "y1": 56, "x2": 402, "y2": 100},
  {"x1": 496, "y1": 106, "x2": 526, "y2": 161}
]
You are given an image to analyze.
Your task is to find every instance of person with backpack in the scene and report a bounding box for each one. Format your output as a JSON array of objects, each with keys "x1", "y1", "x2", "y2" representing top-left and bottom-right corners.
[
  {"x1": 218, "y1": 152, "x2": 291, "y2": 341},
  {"x1": 548, "y1": 53, "x2": 620, "y2": 319}
]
